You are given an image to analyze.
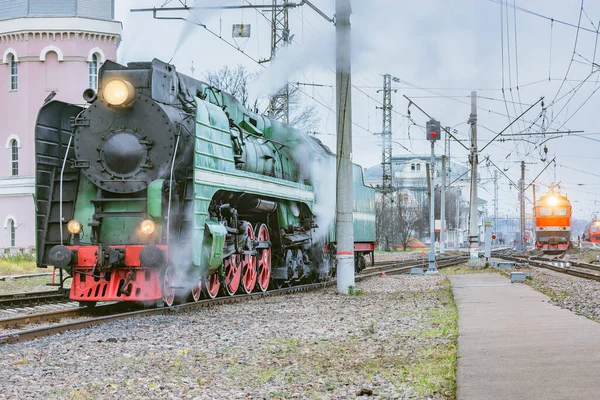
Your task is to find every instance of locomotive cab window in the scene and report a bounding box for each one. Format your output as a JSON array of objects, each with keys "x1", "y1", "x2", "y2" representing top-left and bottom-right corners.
[
  {"x1": 539, "y1": 207, "x2": 552, "y2": 216},
  {"x1": 554, "y1": 207, "x2": 567, "y2": 216}
]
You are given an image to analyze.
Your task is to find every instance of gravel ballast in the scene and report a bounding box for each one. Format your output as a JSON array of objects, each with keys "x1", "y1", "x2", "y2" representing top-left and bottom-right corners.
[
  {"x1": 0, "y1": 275, "x2": 457, "y2": 399},
  {"x1": 521, "y1": 265, "x2": 600, "y2": 321}
]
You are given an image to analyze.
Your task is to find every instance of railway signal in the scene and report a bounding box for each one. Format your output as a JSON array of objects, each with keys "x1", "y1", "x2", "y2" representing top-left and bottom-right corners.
[
  {"x1": 426, "y1": 118, "x2": 440, "y2": 275},
  {"x1": 426, "y1": 119, "x2": 441, "y2": 141}
]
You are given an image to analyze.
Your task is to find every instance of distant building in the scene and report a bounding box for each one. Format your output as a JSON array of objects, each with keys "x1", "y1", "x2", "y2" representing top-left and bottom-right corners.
[
  {"x1": 363, "y1": 154, "x2": 471, "y2": 200},
  {"x1": 364, "y1": 154, "x2": 488, "y2": 246},
  {"x1": 0, "y1": 0, "x2": 121, "y2": 252}
]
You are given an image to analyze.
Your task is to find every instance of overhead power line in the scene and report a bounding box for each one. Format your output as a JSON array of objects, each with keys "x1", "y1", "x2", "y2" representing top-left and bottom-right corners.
[{"x1": 485, "y1": 0, "x2": 598, "y2": 34}]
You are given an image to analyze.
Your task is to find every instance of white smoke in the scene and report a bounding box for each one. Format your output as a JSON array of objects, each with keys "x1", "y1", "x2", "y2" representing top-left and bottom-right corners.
[
  {"x1": 171, "y1": 0, "x2": 231, "y2": 60},
  {"x1": 295, "y1": 140, "x2": 336, "y2": 242},
  {"x1": 117, "y1": 0, "x2": 230, "y2": 64},
  {"x1": 311, "y1": 155, "x2": 337, "y2": 241},
  {"x1": 248, "y1": 28, "x2": 335, "y2": 99}
]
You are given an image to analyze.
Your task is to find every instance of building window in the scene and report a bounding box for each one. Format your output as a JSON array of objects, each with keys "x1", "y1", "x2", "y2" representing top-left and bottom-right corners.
[
  {"x1": 411, "y1": 163, "x2": 415, "y2": 171},
  {"x1": 10, "y1": 139, "x2": 18, "y2": 176},
  {"x1": 89, "y1": 53, "x2": 98, "y2": 90},
  {"x1": 416, "y1": 163, "x2": 421, "y2": 171},
  {"x1": 9, "y1": 54, "x2": 17, "y2": 90},
  {"x1": 8, "y1": 219, "x2": 15, "y2": 247}
]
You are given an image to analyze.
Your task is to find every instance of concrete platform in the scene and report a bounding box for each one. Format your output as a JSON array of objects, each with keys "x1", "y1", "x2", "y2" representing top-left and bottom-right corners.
[{"x1": 450, "y1": 273, "x2": 600, "y2": 400}]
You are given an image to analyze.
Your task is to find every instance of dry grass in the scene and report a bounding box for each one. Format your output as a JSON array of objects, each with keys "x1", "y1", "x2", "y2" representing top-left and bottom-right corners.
[{"x1": 0, "y1": 254, "x2": 39, "y2": 275}]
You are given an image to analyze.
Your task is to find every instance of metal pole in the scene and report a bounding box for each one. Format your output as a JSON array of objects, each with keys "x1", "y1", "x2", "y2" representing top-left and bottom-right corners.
[
  {"x1": 335, "y1": 0, "x2": 354, "y2": 294},
  {"x1": 494, "y1": 169, "x2": 498, "y2": 242},
  {"x1": 519, "y1": 160, "x2": 525, "y2": 253},
  {"x1": 468, "y1": 91, "x2": 479, "y2": 262},
  {"x1": 532, "y1": 183, "x2": 536, "y2": 248},
  {"x1": 456, "y1": 187, "x2": 460, "y2": 249},
  {"x1": 441, "y1": 154, "x2": 446, "y2": 255},
  {"x1": 484, "y1": 219, "x2": 492, "y2": 261},
  {"x1": 427, "y1": 142, "x2": 438, "y2": 274},
  {"x1": 268, "y1": 0, "x2": 290, "y2": 122},
  {"x1": 376, "y1": 74, "x2": 394, "y2": 250}
]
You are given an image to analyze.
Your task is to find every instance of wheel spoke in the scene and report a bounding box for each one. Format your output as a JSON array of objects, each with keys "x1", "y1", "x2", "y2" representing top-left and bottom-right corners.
[
  {"x1": 241, "y1": 224, "x2": 257, "y2": 294},
  {"x1": 203, "y1": 274, "x2": 220, "y2": 299},
  {"x1": 162, "y1": 267, "x2": 175, "y2": 307},
  {"x1": 190, "y1": 278, "x2": 201, "y2": 302},
  {"x1": 223, "y1": 254, "x2": 241, "y2": 296},
  {"x1": 255, "y1": 223, "x2": 271, "y2": 292}
]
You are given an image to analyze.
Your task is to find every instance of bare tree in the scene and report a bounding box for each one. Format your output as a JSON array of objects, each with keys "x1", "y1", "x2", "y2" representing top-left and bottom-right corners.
[
  {"x1": 271, "y1": 85, "x2": 321, "y2": 132},
  {"x1": 204, "y1": 64, "x2": 255, "y2": 108},
  {"x1": 412, "y1": 184, "x2": 429, "y2": 240},
  {"x1": 434, "y1": 186, "x2": 459, "y2": 229},
  {"x1": 376, "y1": 197, "x2": 398, "y2": 251},
  {"x1": 376, "y1": 191, "x2": 424, "y2": 251},
  {"x1": 396, "y1": 194, "x2": 423, "y2": 251},
  {"x1": 204, "y1": 65, "x2": 320, "y2": 131}
]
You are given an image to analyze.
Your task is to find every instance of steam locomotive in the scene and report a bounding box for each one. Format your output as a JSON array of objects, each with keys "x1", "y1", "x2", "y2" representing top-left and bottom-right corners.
[
  {"x1": 534, "y1": 191, "x2": 572, "y2": 253},
  {"x1": 35, "y1": 59, "x2": 376, "y2": 306}
]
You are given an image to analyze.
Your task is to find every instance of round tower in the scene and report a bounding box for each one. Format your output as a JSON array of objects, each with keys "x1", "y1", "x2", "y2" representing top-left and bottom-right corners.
[{"x1": 0, "y1": 0, "x2": 121, "y2": 251}]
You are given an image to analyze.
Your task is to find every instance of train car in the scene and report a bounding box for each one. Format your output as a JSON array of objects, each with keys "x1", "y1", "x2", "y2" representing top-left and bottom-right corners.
[
  {"x1": 34, "y1": 59, "x2": 376, "y2": 306},
  {"x1": 583, "y1": 220, "x2": 600, "y2": 242},
  {"x1": 534, "y1": 191, "x2": 572, "y2": 253}
]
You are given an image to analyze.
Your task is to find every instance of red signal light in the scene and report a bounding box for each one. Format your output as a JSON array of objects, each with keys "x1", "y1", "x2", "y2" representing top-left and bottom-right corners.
[{"x1": 431, "y1": 132, "x2": 437, "y2": 137}]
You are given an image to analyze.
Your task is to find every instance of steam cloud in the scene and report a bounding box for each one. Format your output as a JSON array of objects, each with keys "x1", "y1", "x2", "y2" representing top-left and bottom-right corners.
[{"x1": 295, "y1": 140, "x2": 336, "y2": 242}]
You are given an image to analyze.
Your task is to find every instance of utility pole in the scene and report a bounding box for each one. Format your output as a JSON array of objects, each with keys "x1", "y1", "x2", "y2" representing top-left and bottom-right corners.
[
  {"x1": 268, "y1": 0, "x2": 291, "y2": 123},
  {"x1": 445, "y1": 126, "x2": 451, "y2": 179},
  {"x1": 456, "y1": 187, "x2": 461, "y2": 249},
  {"x1": 441, "y1": 154, "x2": 446, "y2": 255},
  {"x1": 519, "y1": 161, "x2": 525, "y2": 253},
  {"x1": 335, "y1": 0, "x2": 354, "y2": 294},
  {"x1": 376, "y1": 74, "x2": 395, "y2": 250},
  {"x1": 493, "y1": 170, "x2": 498, "y2": 241},
  {"x1": 468, "y1": 91, "x2": 479, "y2": 262},
  {"x1": 531, "y1": 183, "x2": 536, "y2": 245}
]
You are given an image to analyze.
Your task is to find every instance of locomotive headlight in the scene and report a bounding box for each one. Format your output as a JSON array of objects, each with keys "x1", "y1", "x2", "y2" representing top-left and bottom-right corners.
[
  {"x1": 67, "y1": 220, "x2": 82, "y2": 235},
  {"x1": 140, "y1": 219, "x2": 156, "y2": 236},
  {"x1": 548, "y1": 196, "x2": 558, "y2": 206},
  {"x1": 104, "y1": 79, "x2": 135, "y2": 106}
]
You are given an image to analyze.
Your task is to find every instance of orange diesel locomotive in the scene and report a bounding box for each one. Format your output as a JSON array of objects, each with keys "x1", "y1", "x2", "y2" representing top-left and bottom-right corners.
[
  {"x1": 584, "y1": 220, "x2": 600, "y2": 242},
  {"x1": 534, "y1": 192, "x2": 572, "y2": 252}
]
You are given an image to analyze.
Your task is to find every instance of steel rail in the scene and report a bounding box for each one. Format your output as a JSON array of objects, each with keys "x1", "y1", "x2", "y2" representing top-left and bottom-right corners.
[
  {"x1": 0, "y1": 291, "x2": 65, "y2": 308},
  {"x1": 0, "y1": 290, "x2": 62, "y2": 300},
  {"x1": 0, "y1": 256, "x2": 469, "y2": 345},
  {"x1": 499, "y1": 254, "x2": 600, "y2": 282},
  {"x1": 517, "y1": 254, "x2": 600, "y2": 274}
]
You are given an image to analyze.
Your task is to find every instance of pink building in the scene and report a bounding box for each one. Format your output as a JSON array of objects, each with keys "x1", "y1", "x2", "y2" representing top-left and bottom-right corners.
[{"x1": 0, "y1": 1, "x2": 121, "y2": 252}]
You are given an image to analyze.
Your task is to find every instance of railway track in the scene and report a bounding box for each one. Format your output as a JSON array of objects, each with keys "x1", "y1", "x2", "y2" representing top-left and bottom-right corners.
[
  {"x1": 499, "y1": 254, "x2": 600, "y2": 282},
  {"x1": 0, "y1": 290, "x2": 65, "y2": 308},
  {"x1": 0, "y1": 255, "x2": 469, "y2": 345}
]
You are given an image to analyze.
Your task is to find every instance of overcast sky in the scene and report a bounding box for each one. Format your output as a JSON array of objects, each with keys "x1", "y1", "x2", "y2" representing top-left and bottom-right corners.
[{"x1": 115, "y1": 0, "x2": 600, "y2": 220}]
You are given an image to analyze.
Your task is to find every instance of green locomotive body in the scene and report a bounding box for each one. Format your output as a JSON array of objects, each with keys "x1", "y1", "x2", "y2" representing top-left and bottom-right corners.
[{"x1": 35, "y1": 59, "x2": 375, "y2": 305}]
